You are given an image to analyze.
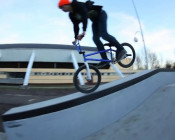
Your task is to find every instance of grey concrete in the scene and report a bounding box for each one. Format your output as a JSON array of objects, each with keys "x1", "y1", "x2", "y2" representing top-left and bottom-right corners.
[
  {"x1": 0, "y1": 132, "x2": 7, "y2": 140},
  {"x1": 2, "y1": 70, "x2": 175, "y2": 140},
  {"x1": 84, "y1": 83, "x2": 175, "y2": 140},
  {"x1": 2, "y1": 83, "x2": 175, "y2": 140}
]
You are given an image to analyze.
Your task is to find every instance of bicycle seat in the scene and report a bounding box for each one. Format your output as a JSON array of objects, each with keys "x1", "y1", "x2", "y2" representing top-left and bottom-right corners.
[{"x1": 104, "y1": 43, "x2": 114, "y2": 47}]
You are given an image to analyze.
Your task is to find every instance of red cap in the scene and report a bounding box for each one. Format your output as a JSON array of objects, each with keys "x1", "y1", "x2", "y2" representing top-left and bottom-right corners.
[{"x1": 58, "y1": 0, "x2": 71, "y2": 8}]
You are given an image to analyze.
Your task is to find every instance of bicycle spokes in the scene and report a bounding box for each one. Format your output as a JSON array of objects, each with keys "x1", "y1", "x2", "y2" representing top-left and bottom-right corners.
[
  {"x1": 73, "y1": 65, "x2": 101, "y2": 93},
  {"x1": 78, "y1": 70, "x2": 97, "y2": 88}
]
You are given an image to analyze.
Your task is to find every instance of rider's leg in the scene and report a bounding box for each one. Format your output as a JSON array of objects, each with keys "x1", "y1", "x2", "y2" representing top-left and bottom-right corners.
[
  {"x1": 98, "y1": 11, "x2": 123, "y2": 50},
  {"x1": 98, "y1": 10, "x2": 126, "y2": 61},
  {"x1": 92, "y1": 23, "x2": 108, "y2": 60},
  {"x1": 92, "y1": 25, "x2": 110, "y2": 67}
]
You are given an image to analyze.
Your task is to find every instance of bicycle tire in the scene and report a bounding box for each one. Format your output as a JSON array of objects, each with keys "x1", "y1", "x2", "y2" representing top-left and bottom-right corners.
[
  {"x1": 73, "y1": 64, "x2": 101, "y2": 93},
  {"x1": 118, "y1": 43, "x2": 136, "y2": 68}
]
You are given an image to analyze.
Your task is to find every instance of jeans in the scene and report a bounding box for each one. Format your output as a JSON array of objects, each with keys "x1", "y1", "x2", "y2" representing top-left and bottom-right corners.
[{"x1": 92, "y1": 10, "x2": 123, "y2": 59}]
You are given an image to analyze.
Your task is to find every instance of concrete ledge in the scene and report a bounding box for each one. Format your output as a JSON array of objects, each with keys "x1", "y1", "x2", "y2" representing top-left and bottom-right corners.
[
  {"x1": 2, "y1": 69, "x2": 175, "y2": 140},
  {"x1": 84, "y1": 83, "x2": 175, "y2": 140},
  {"x1": 0, "y1": 132, "x2": 7, "y2": 140}
]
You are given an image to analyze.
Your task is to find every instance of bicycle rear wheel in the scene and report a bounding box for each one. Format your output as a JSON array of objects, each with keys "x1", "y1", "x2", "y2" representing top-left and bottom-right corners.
[
  {"x1": 118, "y1": 43, "x2": 136, "y2": 68},
  {"x1": 73, "y1": 64, "x2": 101, "y2": 93}
]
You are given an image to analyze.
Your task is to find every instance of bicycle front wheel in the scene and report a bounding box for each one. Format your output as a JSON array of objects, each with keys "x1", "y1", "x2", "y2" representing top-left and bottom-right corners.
[
  {"x1": 118, "y1": 43, "x2": 136, "y2": 68},
  {"x1": 73, "y1": 65, "x2": 101, "y2": 93}
]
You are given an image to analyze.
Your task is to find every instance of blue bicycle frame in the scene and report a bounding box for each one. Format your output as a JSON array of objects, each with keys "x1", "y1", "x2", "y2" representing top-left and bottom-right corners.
[{"x1": 74, "y1": 42, "x2": 115, "y2": 63}]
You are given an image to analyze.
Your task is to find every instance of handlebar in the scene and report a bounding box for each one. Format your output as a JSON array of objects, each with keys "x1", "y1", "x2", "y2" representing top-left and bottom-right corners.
[{"x1": 73, "y1": 41, "x2": 85, "y2": 54}]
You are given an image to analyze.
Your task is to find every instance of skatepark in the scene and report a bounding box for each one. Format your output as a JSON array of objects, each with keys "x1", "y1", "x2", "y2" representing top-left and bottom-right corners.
[
  {"x1": 0, "y1": 44, "x2": 175, "y2": 140},
  {"x1": 0, "y1": 69, "x2": 175, "y2": 140}
]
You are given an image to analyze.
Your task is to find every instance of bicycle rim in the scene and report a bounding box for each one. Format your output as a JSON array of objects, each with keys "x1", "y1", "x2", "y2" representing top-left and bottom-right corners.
[
  {"x1": 118, "y1": 43, "x2": 136, "y2": 68},
  {"x1": 73, "y1": 65, "x2": 101, "y2": 93}
]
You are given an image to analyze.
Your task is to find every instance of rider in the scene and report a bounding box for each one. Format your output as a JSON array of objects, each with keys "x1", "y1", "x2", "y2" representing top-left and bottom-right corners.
[{"x1": 58, "y1": 0, "x2": 126, "y2": 65}]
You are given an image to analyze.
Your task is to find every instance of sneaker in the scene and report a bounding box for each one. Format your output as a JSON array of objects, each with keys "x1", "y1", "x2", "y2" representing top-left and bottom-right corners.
[
  {"x1": 116, "y1": 49, "x2": 127, "y2": 62},
  {"x1": 115, "y1": 50, "x2": 120, "y2": 60}
]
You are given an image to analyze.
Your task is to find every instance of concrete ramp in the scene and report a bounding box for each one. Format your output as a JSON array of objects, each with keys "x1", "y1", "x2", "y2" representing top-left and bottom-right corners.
[
  {"x1": 84, "y1": 83, "x2": 175, "y2": 140},
  {"x1": 2, "y1": 69, "x2": 175, "y2": 140}
]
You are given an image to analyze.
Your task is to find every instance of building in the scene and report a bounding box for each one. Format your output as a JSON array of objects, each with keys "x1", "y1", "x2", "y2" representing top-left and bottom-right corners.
[{"x1": 0, "y1": 44, "x2": 137, "y2": 85}]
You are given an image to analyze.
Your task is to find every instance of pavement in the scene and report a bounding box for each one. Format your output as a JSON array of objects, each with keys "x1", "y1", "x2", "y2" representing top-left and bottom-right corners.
[
  {"x1": 0, "y1": 132, "x2": 6, "y2": 140},
  {"x1": 84, "y1": 83, "x2": 175, "y2": 140},
  {"x1": 0, "y1": 85, "x2": 77, "y2": 106},
  {"x1": 1, "y1": 83, "x2": 175, "y2": 140},
  {"x1": 0, "y1": 85, "x2": 77, "y2": 140}
]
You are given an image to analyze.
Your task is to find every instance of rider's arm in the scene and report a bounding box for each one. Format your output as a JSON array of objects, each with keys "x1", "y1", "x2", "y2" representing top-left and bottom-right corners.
[
  {"x1": 69, "y1": 16, "x2": 80, "y2": 39},
  {"x1": 71, "y1": 1, "x2": 88, "y2": 36},
  {"x1": 73, "y1": 22, "x2": 79, "y2": 39}
]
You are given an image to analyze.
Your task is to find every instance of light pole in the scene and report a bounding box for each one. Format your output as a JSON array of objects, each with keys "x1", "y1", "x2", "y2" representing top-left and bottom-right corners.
[
  {"x1": 134, "y1": 31, "x2": 140, "y2": 42},
  {"x1": 131, "y1": 0, "x2": 149, "y2": 69}
]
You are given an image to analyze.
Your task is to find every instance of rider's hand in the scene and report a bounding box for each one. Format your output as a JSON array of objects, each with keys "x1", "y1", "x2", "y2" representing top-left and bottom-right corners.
[
  {"x1": 77, "y1": 35, "x2": 84, "y2": 40},
  {"x1": 77, "y1": 31, "x2": 86, "y2": 40},
  {"x1": 72, "y1": 39, "x2": 78, "y2": 45}
]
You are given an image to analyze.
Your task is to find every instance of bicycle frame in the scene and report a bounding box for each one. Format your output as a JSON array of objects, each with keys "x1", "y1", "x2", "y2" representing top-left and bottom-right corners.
[
  {"x1": 74, "y1": 42, "x2": 115, "y2": 83},
  {"x1": 74, "y1": 42, "x2": 115, "y2": 63}
]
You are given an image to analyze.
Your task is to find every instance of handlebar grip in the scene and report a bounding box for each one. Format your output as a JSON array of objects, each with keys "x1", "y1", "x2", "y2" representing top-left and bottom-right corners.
[{"x1": 72, "y1": 42, "x2": 76, "y2": 45}]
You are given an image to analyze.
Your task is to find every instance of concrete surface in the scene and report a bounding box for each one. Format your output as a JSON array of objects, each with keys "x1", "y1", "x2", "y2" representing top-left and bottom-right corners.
[
  {"x1": 0, "y1": 132, "x2": 7, "y2": 140},
  {"x1": 1, "y1": 70, "x2": 175, "y2": 140},
  {"x1": 84, "y1": 83, "x2": 175, "y2": 140},
  {"x1": 1, "y1": 83, "x2": 175, "y2": 140}
]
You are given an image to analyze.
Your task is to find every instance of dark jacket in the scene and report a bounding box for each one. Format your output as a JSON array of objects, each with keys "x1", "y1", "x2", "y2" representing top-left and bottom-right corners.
[{"x1": 69, "y1": 0, "x2": 102, "y2": 39}]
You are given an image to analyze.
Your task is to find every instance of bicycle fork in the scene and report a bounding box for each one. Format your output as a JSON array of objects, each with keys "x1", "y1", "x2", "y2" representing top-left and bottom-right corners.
[
  {"x1": 84, "y1": 62, "x2": 92, "y2": 81},
  {"x1": 77, "y1": 62, "x2": 91, "y2": 86}
]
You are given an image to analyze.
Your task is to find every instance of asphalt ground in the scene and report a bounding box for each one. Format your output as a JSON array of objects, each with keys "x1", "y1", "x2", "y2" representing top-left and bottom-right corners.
[
  {"x1": 0, "y1": 85, "x2": 77, "y2": 133},
  {"x1": 1, "y1": 83, "x2": 175, "y2": 140}
]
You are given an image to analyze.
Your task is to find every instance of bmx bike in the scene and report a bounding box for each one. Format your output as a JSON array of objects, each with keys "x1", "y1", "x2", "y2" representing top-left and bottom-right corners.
[{"x1": 73, "y1": 42, "x2": 136, "y2": 93}]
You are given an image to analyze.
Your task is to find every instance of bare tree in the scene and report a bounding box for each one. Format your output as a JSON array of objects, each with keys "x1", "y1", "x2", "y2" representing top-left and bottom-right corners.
[
  {"x1": 135, "y1": 55, "x2": 143, "y2": 69},
  {"x1": 173, "y1": 50, "x2": 175, "y2": 69},
  {"x1": 159, "y1": 54, "x2": 164, "y2": 68},
  {"x1": 165, "y1": 61, "x2": 172, "y2": 69},
  {"x1": 172, "y1": 63, "x2": 175, "y2": 69},
  {"x1": 148, "y1": 52, "x2": 160, "y2": 69}
]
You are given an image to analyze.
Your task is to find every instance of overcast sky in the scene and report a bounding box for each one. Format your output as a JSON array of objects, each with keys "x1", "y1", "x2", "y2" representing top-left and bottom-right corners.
[{"x1": 0, "y1": 0, "x2": 175, "y2": 63}]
